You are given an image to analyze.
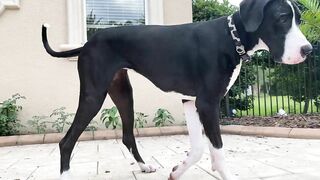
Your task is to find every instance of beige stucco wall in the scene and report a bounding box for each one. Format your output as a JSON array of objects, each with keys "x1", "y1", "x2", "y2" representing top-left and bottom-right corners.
[
  {"x1": 163, "y1": 0, "x2": 193, "y2": 25},
  {"x1": 0, "y1": 0, "x2": 192, "y2": 133}
]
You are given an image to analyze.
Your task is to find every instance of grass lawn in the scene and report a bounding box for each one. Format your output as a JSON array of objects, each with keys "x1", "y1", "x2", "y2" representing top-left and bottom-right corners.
[{"x1": 238, "y1": 95, "x2": 320, "y2": 117}]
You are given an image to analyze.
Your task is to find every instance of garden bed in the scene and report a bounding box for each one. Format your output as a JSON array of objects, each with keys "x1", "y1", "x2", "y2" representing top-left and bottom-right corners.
[{"x1": 221, "y1": 114, "x2": 320, "y2": 128}]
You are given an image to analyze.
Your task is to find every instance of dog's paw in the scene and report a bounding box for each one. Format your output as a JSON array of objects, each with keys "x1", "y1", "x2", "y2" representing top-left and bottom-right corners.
[
  {"x1": 168, "y1": 172, "x2": 176, "y2": 180},
  {"x1": 211, "y1": 162, "x2": 217, "y2": 172},
  {"x1": 60, "y1": 170, "x2": 72, "y2": 180},
  {"x1": 168, "y1": 165, "x2": 180, "y2": 180},
  {"x1": 138, "y1": 162, "x2": 156, "y2": 173}
]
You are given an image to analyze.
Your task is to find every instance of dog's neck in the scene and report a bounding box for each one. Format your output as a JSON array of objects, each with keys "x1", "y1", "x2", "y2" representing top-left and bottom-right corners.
[{"x1": 231, "y1": 12, "x2": 269, "y2": 56}]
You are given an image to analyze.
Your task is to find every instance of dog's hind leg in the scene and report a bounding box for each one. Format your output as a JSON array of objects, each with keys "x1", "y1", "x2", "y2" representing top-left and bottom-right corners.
[
  {"x1": 108, "y1": 69, "x2": 156, "y2": 173},
  {"x1": 59, "y1": 53, "x2": 122, "y2": 178},
  {"x1": 169, "y1": 100, "x2": 204, "y2": 180},
  {"x1": 59, "y1": 91, "x2": 107, "y2": 178},
  {"x1": 196, "y1": 96, "x2": 237, "y2": 180}
]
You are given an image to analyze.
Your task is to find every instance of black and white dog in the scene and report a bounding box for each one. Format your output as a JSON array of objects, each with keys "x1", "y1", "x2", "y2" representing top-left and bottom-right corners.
[{"x1": 42, "y1": 0, "x2": 312, "y2": 179}]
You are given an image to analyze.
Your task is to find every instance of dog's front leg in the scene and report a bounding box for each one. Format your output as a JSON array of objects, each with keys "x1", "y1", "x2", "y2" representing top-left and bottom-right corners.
[
  {"x1": 196, "y1": 97, "x2": 237, "y2": 180},
  {"x1": 169, "y1": 100, "x2": 204, "y2": 180},
  {"x1": 209, "y1": 144, "x2": 236, "y2": 180}
]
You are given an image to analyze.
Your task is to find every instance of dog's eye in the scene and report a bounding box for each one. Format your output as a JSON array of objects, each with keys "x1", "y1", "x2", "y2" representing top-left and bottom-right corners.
[{"x1": 278, "y1": 14, "x2": 290, "y2": 23}]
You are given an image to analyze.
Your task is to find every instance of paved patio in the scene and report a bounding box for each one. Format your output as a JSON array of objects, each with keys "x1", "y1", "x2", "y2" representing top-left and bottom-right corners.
[{"x1": 0, "y1": 135, "x2": 320, "y2": 180}]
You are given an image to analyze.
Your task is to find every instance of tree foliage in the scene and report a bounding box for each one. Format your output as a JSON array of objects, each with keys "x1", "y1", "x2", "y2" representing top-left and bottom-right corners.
[
  {"x1": 299, "y1": 0, "x2": 320, "y2": 42},
  {"x1": 192, "y1": 0, "x2": 238, "y2": 22}
]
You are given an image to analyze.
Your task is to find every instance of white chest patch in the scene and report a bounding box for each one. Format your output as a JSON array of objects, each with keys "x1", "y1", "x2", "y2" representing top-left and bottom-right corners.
[{"x1": 225, "y1": 61, "x2": 242, "y2": 95}]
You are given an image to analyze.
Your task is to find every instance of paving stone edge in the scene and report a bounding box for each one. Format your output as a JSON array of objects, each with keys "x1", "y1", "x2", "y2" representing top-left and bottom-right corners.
[{"x1": 0, "y1": 125, "x2": 319, "y2": 147}]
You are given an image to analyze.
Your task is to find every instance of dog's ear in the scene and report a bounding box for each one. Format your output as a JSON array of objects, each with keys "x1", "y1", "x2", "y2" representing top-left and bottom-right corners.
[{"x1": 240, "y1": 0, "x2": 272, "y2": 32}]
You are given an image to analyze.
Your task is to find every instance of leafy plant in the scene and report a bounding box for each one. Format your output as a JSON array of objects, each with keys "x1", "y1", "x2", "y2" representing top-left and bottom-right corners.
[
  {"x1": 85, "y1": 121, "x2": 98, "y2": 132},
  {"x1": 134, "y1": 112, "x2": 148, "y2": 128},
  {"x1": 0, "y1": 94, "x2": 25, "y2": 136},
  {"x1": 28, "y1": 116, "x2": 48, "y2": 134},
  {"x1": 50, "y1": 107, "x2": 74, "y2": 133},
  {"x1": 153, "y1": 108, "x2": 175, "y2": 127},
  {"x1": 100, "y1": 106, "x2": 121, "y2": 129},
  {"x1": 298, "y1": 0, "x2": 320, "y2": 42}
]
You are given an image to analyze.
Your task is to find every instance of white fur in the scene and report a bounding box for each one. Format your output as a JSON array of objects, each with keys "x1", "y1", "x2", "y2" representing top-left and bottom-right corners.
[
  {"x1": 43, "y1": 23, "x2": 50, "y2": 28},
  {"x1": 170, "y1": 100, "x2": 204, "y2": 179},
  {"x1": 129, "y1": 148, "x2": 156, "y2": 173},
  {"x1": 60, "y1": 170, "x2": 72, "y2": 180},
  {"x1": 281, "y1": 1, "x2": 311, "y2": 64},
  {"x1": 209, "y1": 145, "x2": 238, "y2": 180},
  {"x1": 225, "y1": 61, "x2": 242, "y2": 95},
  {"x1": 247, "y1": 38, "x2": 269, "y2": 56},
  {"x1": 138, "y1": 162, "x2": 156, "y2": 173}
]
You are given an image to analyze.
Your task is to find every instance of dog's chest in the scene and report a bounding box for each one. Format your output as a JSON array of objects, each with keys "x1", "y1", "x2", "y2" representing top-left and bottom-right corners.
[{"x1": 225, "y1": 61, "x2": 242, "y2": 95}]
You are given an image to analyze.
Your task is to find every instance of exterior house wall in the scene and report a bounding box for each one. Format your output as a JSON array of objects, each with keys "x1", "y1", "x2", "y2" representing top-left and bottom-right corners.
[
  {"x1": 0, "y1": 0, "x2": 192, "y2": 132},
  {"x1": 163, "y1": 0, "x2": 193, "y2": 25}
]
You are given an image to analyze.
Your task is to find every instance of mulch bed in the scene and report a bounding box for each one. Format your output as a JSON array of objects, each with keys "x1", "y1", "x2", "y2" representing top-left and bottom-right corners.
[{"x1": 221, "y1": 114, "x2": 320, "y2": 128}]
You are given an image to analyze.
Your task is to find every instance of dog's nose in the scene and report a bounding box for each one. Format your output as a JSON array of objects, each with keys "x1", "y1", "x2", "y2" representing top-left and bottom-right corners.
[{"x1": 301, "y1": 45, "x2": 313, "y2": 57}]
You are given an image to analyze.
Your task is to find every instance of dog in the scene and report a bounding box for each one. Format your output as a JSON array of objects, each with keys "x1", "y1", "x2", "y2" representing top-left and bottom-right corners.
[{"x1": 42, "y1": 0, "x2": 312, "y2": 179}]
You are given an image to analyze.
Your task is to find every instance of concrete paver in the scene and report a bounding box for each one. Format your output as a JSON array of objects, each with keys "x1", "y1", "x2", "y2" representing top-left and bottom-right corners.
[{"x1": 0, "y1": 135, "x2": 319, "y2": 180}]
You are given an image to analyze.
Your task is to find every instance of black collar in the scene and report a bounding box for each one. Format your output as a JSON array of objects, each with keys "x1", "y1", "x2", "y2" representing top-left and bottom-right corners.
[{"x1": 227, "y1": 15, "x2": 251, "y2": 62}]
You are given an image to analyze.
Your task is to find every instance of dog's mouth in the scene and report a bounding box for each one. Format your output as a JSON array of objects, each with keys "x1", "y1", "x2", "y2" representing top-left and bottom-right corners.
[
  {"x1": 272, "y1": 57, "x2": 305, "y2": 65},
  {"x1": 281, "y1": 55, "x2": 307, "y2": 65},
  {"x1": 283, "y1": 59, "x2": 306, "y2": 65}
]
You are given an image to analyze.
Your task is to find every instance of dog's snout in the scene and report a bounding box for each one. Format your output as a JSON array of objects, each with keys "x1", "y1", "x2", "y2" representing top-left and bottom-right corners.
[{"x1": 301, "y1": 45, "x2": 313, "y2": 57}]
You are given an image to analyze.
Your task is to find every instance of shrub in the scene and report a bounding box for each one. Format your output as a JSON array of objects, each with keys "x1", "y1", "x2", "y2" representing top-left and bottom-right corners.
[
  {"x1": 153, "y1": 108, "x2": 175, "y2": 127},
  {"x1": 50, "y1": 107, "x2": 74, "y2": 133},
  {"x1": 100, "y1": 106, "x2": 121, "y2": 129},
  {"x1": 135, "y1": 112, "x2": 148, "y2": 128},
  {"x1": 28, "y1": 116, "x2": 48, "y2": 134},
  {"x1": 0, "y1": 94, "x2": 25, "y2": 136},
  {"x1": 85, "y1": 121, "x2": 98, "y2": 132}
]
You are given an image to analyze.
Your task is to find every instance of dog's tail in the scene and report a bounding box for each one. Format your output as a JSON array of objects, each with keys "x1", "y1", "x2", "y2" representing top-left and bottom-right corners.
[{"x1": 42, "y1": 23, "x2": 82, "y2": 58}]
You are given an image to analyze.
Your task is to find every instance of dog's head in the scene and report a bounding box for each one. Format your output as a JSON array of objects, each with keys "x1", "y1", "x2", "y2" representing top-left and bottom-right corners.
[{"x1": 240, "y1": 0, "x2": 312, "y2": 64}]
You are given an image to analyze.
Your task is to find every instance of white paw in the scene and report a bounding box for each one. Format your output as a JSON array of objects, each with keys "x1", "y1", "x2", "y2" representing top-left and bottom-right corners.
[
  {"x1": 138, "y1": 162, "x2": 156, "y2": 173},
  {"x1": 169, "y1": 172, "x2": 177, "y2": 180},
  {"x1": 60, "y1": 170, "x2": 72, "y2": 180},
  {"x1": 168, "y1": 165, "x2": 180, "y2": 180},
  {"x1": 211, "y1": 160, "x2": 217, "y2": 171}
]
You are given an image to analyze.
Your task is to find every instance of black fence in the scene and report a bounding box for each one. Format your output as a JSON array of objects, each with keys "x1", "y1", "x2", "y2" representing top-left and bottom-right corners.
[{"x1": 222, "y1": 42, "x2": 320, "y2": 117}]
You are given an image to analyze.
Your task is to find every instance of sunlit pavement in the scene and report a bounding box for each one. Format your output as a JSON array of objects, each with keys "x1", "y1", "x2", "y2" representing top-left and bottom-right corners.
[{"x1": 0, "y1": 135, "x2": 320, "y2": 180}]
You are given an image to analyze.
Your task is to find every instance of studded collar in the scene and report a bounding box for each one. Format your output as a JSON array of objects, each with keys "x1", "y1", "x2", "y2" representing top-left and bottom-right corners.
[{"x1": 227, "y1": 15, "x2": 251, "y2": 62}]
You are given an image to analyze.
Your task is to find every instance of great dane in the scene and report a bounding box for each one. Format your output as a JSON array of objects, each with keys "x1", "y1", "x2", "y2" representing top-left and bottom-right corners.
[{"x1": 42, "y1": 0, "x2": 312, "y2": 179}]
